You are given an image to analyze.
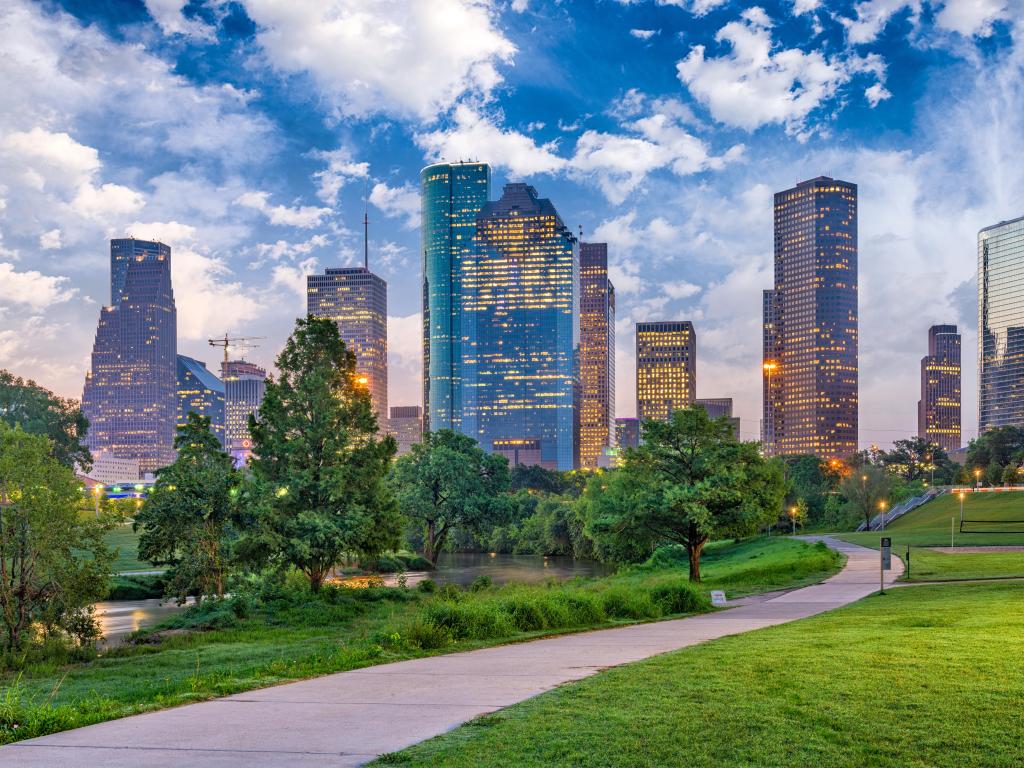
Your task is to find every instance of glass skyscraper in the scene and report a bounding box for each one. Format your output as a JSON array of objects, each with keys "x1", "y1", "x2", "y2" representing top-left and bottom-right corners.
[
  {"x1": 420, "y1": 161, "x2": 490, "y2": 433},
  {"x1": 82, "y1": 238, "x2": 177, "y2": 474},
  {"x1": 222, "y1": 360, "x2": 266, "y2": 466},
  {"x1": 177, "y1": 355, "x2": 226, "y2": 446},
  {"x1": 462, "y1": 183, "x2": 579, "y2": 471},
  {"x1": 307, "y1": 267, "x2": 388, "y2": 424},
  {"x1": 635, "y1": 321, "x2": 696, "y2": 422},
  {"x1": 387, "y1": 405, "x2": 423, "y2": 457},
  {"x1": 579, "y1": 242, "x2": 616, "y2": 469},
  {"x1": 763, "y1": 176, "x2": 858, "y2": 459},
  {"x1": 979, "y1": 216, "x2": 1024, "y2": 433},
  {"x1": 917, "y1": 324, "x2": 961, "y2": 450}
]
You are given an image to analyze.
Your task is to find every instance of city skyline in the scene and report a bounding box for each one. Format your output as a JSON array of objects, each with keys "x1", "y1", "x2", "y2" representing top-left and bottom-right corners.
[{"x1": 1, "y1": 1, "x2": 1021, "y2": 449}]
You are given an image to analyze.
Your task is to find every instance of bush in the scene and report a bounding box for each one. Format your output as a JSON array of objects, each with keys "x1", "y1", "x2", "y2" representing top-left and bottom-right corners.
[
  {"x1": 404, "y1": 619, "x2": 453, "y2": 650},
  {"x1": 417, "y1": 579, "x2": 437, "y2": 593},
  {"x1": 600, "y1": 587, "x2": 660, "y2": 620},
  {"x1": 421, "y1": 601, "x2": 515, "y2": 640},
  {"x1": 470, "y1": 575, "x2": 492, "y2": 592},
  {"x1": 649, "y1": 581, "x2": 709, "y2": 614},
  {"x1": 438, "y1": 583, "x2": 462, "y2": 601}
]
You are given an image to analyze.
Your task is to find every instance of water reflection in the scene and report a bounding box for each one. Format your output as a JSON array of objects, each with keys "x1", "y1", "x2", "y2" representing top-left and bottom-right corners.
[
  {"x1": 94, "y1": 597, "x2": 192, "y2": 647},
  {"x1": 380, "y1": 552, "x2": 612, "y2": 587}
]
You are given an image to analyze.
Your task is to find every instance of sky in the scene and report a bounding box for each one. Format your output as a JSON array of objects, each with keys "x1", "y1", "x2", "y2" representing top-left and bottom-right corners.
[{"x1": 0, "y1": 0, "x2": 1020, "y2": 448}]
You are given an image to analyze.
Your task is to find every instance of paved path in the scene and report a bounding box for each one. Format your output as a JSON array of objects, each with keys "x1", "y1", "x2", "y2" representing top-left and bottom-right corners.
[{"x1": 1, "y1": 537, "x2": 900, "y2": 768}]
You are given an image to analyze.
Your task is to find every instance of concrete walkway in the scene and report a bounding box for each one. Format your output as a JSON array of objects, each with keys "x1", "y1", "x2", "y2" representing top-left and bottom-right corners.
[{"x1": 1, "y1": 537, "x2": 900, "y2": 768}]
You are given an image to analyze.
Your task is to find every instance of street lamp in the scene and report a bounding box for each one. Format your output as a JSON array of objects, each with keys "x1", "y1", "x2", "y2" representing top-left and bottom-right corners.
[
  {"x1": 92, "y1": 484, "x2": 104, "y2": 519},
  {"x1": 958, "y1": 490, "x2": 965, "y2": 525},
  {"x1": 789, "y1": 505, "x2": 798, "y2": 535},
  {"x1": 974, "y1": 468, "x2": 982, "y2": 488},
  {"x1": 878, "y1": 499, "x2": 888, "y2": 531}
]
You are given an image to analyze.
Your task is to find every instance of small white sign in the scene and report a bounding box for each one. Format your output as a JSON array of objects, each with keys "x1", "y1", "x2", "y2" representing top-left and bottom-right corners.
[{"x1": 710, "y1": 590, "x2": 727, "y2": 607}]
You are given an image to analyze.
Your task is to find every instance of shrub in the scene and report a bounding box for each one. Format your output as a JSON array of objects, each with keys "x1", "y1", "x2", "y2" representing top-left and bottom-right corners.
[
  {"x1": 600, "y1": 587, "x2": 660, "y2": 620},
  {"x1": 421, "y1": 601, "x2": 515, "y2": 640},
  {"x1": 398, "y1": 554, "x2": 432, "y2": 571},
  {"x1": 650, "y1": 581, "x2": 709, "y2": 615},
  {"x1": 417, "y1": 579, "x2": 437, "y2": 593},
  {"x1": 404, "y1": 619, "x2": 453, "y2": 650},
  {"x1": 438, "y1": 583, "x2": 462, "y2": 601},
  {"x1": 470, "y1": 575, "x2": 492, "y2": 592}
]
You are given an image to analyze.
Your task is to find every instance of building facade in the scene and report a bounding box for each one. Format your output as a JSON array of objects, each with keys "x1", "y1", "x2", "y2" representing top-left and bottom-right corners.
[
  {"x1": 387, "y1": 405, "x2": 423, "y2": 456},
  {"x1": 177, "y1": 355, "x2": 226, "y2": 446},
  {"x1": 695, "y1": 397, "x2": 741, "y2": 439},
  {"x1": 421, "y1": 161, "x2": 491, "y2": 433},
  {"x1": 82, "y1": 238, "x2": 177, "y2": 474},
  {"x1": 615, "y1": 417, "x2": 641, "y2": 450},
  {"x1": 762, "y1": 176, "x2": 858, "y2": 459},
  {"x1": 578, "y1": 242, "x2": 616, "y2": 469},
  {"x1": 979, "y1": 216, "x2": 1024, "y2": 433},
  {"x1": 307, "y1": 267, "x2": 388, "y2": 424},
  {"x1": 462, "y1": 183, "x2": 579, "y2": 471},
  {"x1": 917, "y1": 325, "x2": 961, "y2": 450},
  {"x1": 636, "y1": 321, "x2": 696, "y2": 423},
  {"x1": 222, "y1": 360, "x2": 266, "y2": 465}
]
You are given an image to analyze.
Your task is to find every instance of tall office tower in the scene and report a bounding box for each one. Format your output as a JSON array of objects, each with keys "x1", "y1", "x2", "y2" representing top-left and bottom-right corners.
[
  {"x1": 578, "y1": 242, "x2": 616, "y2": 469},
  {"x1": 979, "y1": 216, "x2": 1024, "y2": 433},
  {"x1": 222, "y1": 360, "x2": 266, "y2": 465},
  {"x1": 387, "y1": 405, "x2": 423, "y2": 456},
  {"x1": 615, "y1": 417, "x2": 640, "y2": 450},
  {"x1": 307, "y1": 267, "x2": 388, "y2": 423},
  {"x1": 176, "y1": 355, "x2": 226, "y2": 446},
  {"x1": 82, "y1": 238, "x2": 177, "y2": 474},
  {"x1": 917, "y1": 325, "x2": 961, "y2": 450},
  {"x1": 762, "y1": 176, "x2": 858, "y2": 459},
  {"x1": 695, "y1": 397, "x2": 741, "y2": 438},
  {"x1": 635, "y1": 321, "x2": 696, "y2": 422},
  {"x1": 462, "y1": 183, "x2": 579, "y2": 471},
  {"x1": 421, "y1": 161, "x2": 491, "y2": 433}
]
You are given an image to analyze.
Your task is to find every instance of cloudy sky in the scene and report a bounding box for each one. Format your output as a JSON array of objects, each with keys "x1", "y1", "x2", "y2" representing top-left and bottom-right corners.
[{"x1": 0, "y1": 0, "x2": 1019, "y2": 448}]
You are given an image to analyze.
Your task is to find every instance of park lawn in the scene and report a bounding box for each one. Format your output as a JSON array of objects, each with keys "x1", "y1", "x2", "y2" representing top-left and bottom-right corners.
[
  {"x1": 375, "y1": 582, "x2": 1024, "y2": 768},
  {"x1": 0, "y1": 538, "x2": 842, "y2": 745},
  {"x1": 104, "y1": 523, "x2": 154, "y2": 574}
]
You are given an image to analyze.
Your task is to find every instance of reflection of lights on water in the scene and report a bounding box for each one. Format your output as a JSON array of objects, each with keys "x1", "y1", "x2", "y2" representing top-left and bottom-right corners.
[{"x1": 489, "y1": 552, "x2": 497, "y2": 558}]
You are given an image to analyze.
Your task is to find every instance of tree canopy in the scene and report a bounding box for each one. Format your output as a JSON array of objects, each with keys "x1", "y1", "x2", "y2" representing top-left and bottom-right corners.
[
  {"x1": 0, "y1": 370, "x2": 91, "y2": 470},
  {"x1": 839, "y1": 464, "x2": 893, "y2": 529}
]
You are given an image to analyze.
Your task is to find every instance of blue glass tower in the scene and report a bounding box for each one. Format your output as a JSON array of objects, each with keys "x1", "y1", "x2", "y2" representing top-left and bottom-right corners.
[
  {"x1": 82, "y1": 238, "x2": 177, "y2": 473},
  {"x1": 420, "y1": 161, "x2": 490, "y2": 433},
  {"x1": 462, "y1": 183, "x2": 579, "y2": 471},
  {"x1": 177, "y1": 355, "x2": 226, "y2": 446}
]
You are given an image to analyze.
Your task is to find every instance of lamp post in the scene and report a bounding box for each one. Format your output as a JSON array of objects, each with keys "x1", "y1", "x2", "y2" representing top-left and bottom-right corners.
[
  {"x1": 958, "y1": 490, "x2": 965, "y2": 526},
  {"x1": 93, "y1": 484, "x2": 104, "y2": 519},
  {"x1": 974, "y1": 468, "x2": 982, "y2": 488},
  {"x1": 789, "y1": 506, "x2": 798, "y2": 535},
  {"x1": 878, "y1": 499, "x2": 888, "y2": 531}
]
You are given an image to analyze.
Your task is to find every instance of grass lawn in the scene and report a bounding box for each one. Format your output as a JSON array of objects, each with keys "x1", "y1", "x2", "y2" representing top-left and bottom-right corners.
[
  {"x1": 375, "y1": 582, "x2": 1024, "y2": 768},
  {"x1": 834, "y1": 492, "x2": 1024, "y2": 581},
  {"x1": 103, "y1": 523, "x2": 154, "y2": 574},
  {"x1": 0, "y1": 538, "x2": 841, "y2": 745}
]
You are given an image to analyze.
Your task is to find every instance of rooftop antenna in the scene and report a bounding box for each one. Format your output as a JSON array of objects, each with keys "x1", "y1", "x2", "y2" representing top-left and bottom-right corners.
[
  {"x1": 208, "y1": 332, "x2": 265, "y2": 366},
  {"x1": 363, "y1": 179, "x2": 369, "y2": 270},
  {"x1": 579, "y1": 225, "x2": 583, "y2": 242}
]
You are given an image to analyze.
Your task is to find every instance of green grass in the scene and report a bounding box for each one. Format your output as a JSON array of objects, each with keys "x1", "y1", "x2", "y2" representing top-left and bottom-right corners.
[
  {"x1": 0, "y1": 538, "x2": 841, "y2": 745},
  {"x1": 104, "y1": 524, "x2": 153, "y2": 574},
  {"x1": 374, "y1": 582, "x2": 1024, "y2": 768},
  {"x1": 833, "y1": 492, "x2": 1024, "y2": 581}
]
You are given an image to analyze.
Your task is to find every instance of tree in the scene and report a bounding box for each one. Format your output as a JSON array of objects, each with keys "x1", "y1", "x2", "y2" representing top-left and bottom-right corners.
[
  {"x1": 0, "y1": 370, "x2": 91, "y2": 470},
  {"x1": 839, "y1": 464, "x2": 893, "y2": 529},
  {"x1": 782, "y1": 455, "x2": 830, "y2": 522},
  {"x1": 582, "y1": 406, "x2": 785, "y2": 582},
  {"x1": 879, "y1": 437, "x2": 958, "y2": 484},
  {"x1": 390, "y1": 430, "x2": 510, "y2": 564},
  {"x1": 134, "y1": 414, "x2": 238, "y2": 603},
  {"x1": 0, "y1": 423, "x2": 113, "y2": 653},
  {"x1": 242, "y1": 317, "x2": 400, "y2": 591}
]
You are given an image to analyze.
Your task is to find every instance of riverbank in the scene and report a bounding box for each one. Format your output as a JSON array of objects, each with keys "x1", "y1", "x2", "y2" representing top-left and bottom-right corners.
[{"x1": 0, "y1": 538, "x2": 842, "y2": 747}]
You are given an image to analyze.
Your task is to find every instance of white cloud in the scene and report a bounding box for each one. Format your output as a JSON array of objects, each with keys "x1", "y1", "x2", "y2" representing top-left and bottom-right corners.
[
  {"x1": 677, "y1": 7, "x2": 876, "y2": 135},
  {"x1": 144, "y1": 0, "x2": 216, "y2": 39},
  {"x1": 511, "y1": 0, "x2": 529, "y2": 10},
  {"x1": 4, "y1": 129, "x2": 99, "y2": 188},
  {"x1": 238, "y1": 0, "x2": 516, "y2": 118},
  {"x1": 369, "y1": 182, "x2": 421, "y2": 229},
  {"x1": 792, "y1": 0, "x2": 820, "y2": 14},
  {"x1": 0, "y1": 262, "x2": 77, "y2": 309},
  {"x1": 935, "y1": 0, "x2": 1009, "y2": 37},
  {"x1": 39, "y1": 229, "x2": 62, "y2": 250},
  {"x1": 71, "y1": 182, "x2": 146, "y2": 220},
  {"x1": 839, "y1": 0, "x2": 919, "y2": 45},
  {"x1": 388, "y1": 312, "x2": 422, "y2": 408},
  {"x1": 630, "y1": 29, "x2": 658, "y2": 40},
  {"x1": 250, "y1": 234, "x2": 330, "y2": 267},
  {"x1": 311, "y1": 148, "x2": 369, "y2": 205},
  {"x1": 271, "y1": 256, "x2": 320, "y2": 309},
  {"x1": 235, "y1": 191, "x2": 332, "y2": 228},
  {"x1": 865, "y1": 82, "x2": 892, "y2": 106},
  {"x1": 663, "y1": 280, "x2": 702, "y2": 299}
]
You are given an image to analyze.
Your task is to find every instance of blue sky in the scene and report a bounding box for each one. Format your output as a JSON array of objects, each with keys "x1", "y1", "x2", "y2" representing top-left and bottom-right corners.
[{"x1": 0, "y1": 0, "x2": 1019, "y2": 447}]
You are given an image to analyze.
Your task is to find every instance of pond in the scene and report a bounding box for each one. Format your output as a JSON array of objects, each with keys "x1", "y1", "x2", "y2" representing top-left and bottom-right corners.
[{"x1": 94, "y1": 597, "x2": 194, "y2": 647}]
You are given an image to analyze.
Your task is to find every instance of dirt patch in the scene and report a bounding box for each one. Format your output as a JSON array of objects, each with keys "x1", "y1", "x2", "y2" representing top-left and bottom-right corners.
[{"x1": 926, "y1": 546, "x2": 1024, "y2": 554}]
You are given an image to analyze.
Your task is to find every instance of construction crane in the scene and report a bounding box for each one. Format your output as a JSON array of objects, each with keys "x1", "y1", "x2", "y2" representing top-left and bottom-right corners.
[{"x1": 208, "y1": 333, "x2": 266, "y2": 365}]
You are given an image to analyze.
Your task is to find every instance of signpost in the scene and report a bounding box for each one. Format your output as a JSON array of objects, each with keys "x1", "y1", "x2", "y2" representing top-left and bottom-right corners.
[
  {"x1": 880, "y1": 537, "x2": 891, "y2": 594},
  {"x1": 710, "y1": 590, "x2": 727, "y2": 607}
]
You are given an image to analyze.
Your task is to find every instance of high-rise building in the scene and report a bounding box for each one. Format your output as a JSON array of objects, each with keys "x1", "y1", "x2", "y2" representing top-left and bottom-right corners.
[
  {"x1": 695, "y1": 397, "x2": 741, "y2": 439},
  {"x1": 979, "y1": 216, "x2": 1024, "y2": 433},
  {"x1": 421, "y1": 161, "x2": 491, "y2": 433},
  {"x1": 636, "y1": 321, "x2": 695, "y2": 422},
  {"x1": 578, "y1": 242, "x2": 616, "y2": 469},
  {"x1": 462, "y1": 183, "x2": 578, "y2": 471},
  {"x1": 762, "y1": 176, "x2": 858, "y2": 459},
  {"x1": 307, "y1": 267, "x2": 388, "y2": 424},
  {"x1": 177, "y1": 355, "x2": 225, "y2": 446},
  {"x1": 615, "y1": 417, "x2": 641, "y2": 450},
  {"x1": 917, "y1": 325, "x2": 961, "y2": 450},
  {"x1": 82, "y1": 238, "x2": 177, "y2": 474},
  {"x1": 222, "y1": 360, "x2": 266, "y2": 465},
  {"x1": 387, "y1": 405, "x2": 423, "y2": 456}
]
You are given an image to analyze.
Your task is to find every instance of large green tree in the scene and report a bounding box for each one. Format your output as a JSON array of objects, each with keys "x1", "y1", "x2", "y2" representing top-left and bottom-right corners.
[
  {"x1": 0, "y1": 423, "x2": 112, "y2": 653},
  {"x1": 241, "y1": 316, "x2": 400, "y2": 591},
  {"x1": 582, "y1": 406, "x2": 785, "y2": 582},
  {"x1": 390, "y1": 430, "x2": 510, "y2": 564},
  {"x1": 839, "y1": 464, "x2": 893, "y2": 529},
  {"x1": 0, "y1": 370, "x2": 91, "y2": 470},
  {"x1": 880, "y1": 437, "x2": 957, "y2": 484},
  {"x1": 135, "y1": 413, "x2": 238, "y2": 603}
]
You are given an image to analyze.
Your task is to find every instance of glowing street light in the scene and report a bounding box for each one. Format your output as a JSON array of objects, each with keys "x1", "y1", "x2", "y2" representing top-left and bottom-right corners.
[
  {"x1": 789, "y1": 505, "x2": 798, "y2": 535},
  {"x1": 878, "y1": 499, "x2": 888, "y2": 531},
  {"x1": 958, "y1": 490, "x2": 966, "y2": 525}
]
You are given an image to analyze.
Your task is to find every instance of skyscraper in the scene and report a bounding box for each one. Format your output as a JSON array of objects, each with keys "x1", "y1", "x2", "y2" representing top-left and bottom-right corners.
[
  {"x1": 979, "y1": 216, "x2": 1024, "y2": 433},
  {"x1": 615, "y1": 417, "x2": 640, "y2": 450},
  {"x1": 222, "y1": 360, "x2": 266, "y2": 465},
  {"x1": 387, "y1": 405, "x2": 423, "y2": 457},
  {"x1": 636, "y1": 321, "x2": 695, "y2": 422},
  {"x1": 762, "y1": 176, "x2": 858, "y2": 459},
  {"x1": 917, "y1": 325, "x2": 961, "y2": 450},
  {"x1": 307, "y1": 267, "x2": 388, "y2": 423},
  {"x1": 578, "y1": 242, "x2": 616, "y2": 469},
  {"x1": 695, "y1": 397, "x2": 741, "y2": 438},
  {"x1": 462, "y1": 183, "x2": 578, "y2": 471},
  {"x1": 82, "y1": 238, "x2": 177, "y2": 474},
  {"x1": 421, "y1": 161, "x2": 490, "y2": 433},
  {"x1": 177, "y1": 355, "x2": 226, "y2": 446}
]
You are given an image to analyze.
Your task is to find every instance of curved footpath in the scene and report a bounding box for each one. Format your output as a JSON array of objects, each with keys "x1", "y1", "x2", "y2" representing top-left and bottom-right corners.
[{"x1": 1, "y1": 537, "x2": 901, "y2": 768}]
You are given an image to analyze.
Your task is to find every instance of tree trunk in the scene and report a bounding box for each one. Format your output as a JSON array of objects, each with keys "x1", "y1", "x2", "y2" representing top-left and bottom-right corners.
[
  {"x1": 308, "y1": 568, "x2": 324, "y2": 592},
  {"x1": 686, "y1": 540, "x2": 706, "y2": 583},
  {"x1": 424, "y1": 520, "x2": 438, "y2": 564}
]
